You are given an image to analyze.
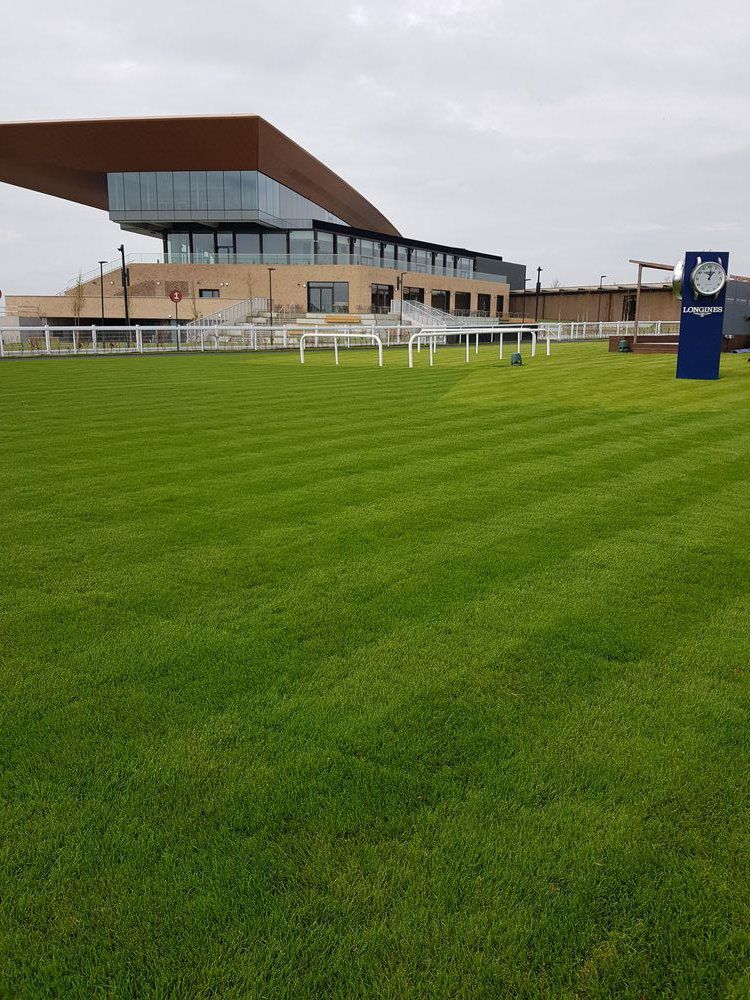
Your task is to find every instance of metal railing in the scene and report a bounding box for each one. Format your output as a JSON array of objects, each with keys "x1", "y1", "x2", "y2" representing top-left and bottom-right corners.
[
  {"x1": 0, "y1": 322, "x2": 541, "y2": 359},
  {"x1": 539, "y1": 320, "x2": 679, "y2": 340}
]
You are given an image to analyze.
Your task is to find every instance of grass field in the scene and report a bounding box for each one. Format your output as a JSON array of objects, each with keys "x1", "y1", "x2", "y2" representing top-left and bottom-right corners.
[{"x1": 2, "y1": 341, "x2": 750, "y2": 998}]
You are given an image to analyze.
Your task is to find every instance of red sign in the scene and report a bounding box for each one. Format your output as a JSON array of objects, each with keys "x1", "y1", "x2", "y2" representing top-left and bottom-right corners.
[{"x1": 169, "y1": 289, "x2": 183, "y2": 304}]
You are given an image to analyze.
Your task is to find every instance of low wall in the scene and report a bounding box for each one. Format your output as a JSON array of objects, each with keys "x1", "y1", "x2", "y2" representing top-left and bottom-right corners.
[{"x1": 609, "y1": 334, "x2": 750, "y2": 354}]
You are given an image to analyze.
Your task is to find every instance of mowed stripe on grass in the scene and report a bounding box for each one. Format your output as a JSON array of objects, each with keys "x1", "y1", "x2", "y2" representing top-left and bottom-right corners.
[{"x1": 2, "y1": 343, "x2": 750, "y2": 998}]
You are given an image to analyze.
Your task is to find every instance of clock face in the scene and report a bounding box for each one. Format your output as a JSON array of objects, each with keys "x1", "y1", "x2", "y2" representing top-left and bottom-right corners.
[{"x1": 691, "y1": 260, "x2": 726, "y2": 297}]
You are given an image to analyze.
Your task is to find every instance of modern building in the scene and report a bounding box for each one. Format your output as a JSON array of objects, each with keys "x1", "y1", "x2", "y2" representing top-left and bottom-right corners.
[{"x1": 0, "y1": 115, "x2": 526, "y2": 325}]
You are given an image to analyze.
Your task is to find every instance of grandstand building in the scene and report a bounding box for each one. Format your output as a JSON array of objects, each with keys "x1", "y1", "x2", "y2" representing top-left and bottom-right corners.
[{"x1": 0, "y1": 115, "x2": 526, "y2": 326}]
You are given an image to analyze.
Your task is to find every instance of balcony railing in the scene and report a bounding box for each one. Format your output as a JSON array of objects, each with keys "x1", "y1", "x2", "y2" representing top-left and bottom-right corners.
[{"x1": 59, "y1": 252, "x2": 509, "y2": 293}]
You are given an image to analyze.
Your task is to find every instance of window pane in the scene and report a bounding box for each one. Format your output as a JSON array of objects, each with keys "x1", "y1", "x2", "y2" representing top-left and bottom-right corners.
[
  {"x1": 262, "y1": 232, "x2": 286, "y2": 258},
  {"x1": 190, "y1": 172, "x2": 207, "y2": 212},
  {"x1": 333, "y1": 282, "x2": 349, "y2": 312},
  {"x1": 192, "y1": 232, "x2": 215, "y2": 262},
  {"x1": 173, "y1": 172, "x2": 190, "y2": 211},
  {"x1": 223, "y1": 171, "x2": 241, "y2": 211},
  {"x1": 241, "y1": 172, "x2": 258, "y2": 210},
  {"x1": 123, "y1": 173, "x2": 141, "y2": 211},
  {"x1": 157, "y1": 172, "x2": 174, "y2": 211},
  {"x1": 139, "y1": 172, "x2": 157, "y2": 212},
  {"x1": 107, "y1": 173, "x2": 124, "y2": 212},
  {"x1": 236, "y1": 233, "x2": 260, "y2": 256},
  {"x1": 207, "y1": 171, "x2": 224, "y2": 211},
  {"x1": 289, "y1": 230, "x2": 313, "y2": 259},
  {"x1": 316, "y1": 231, "x2": 334, "y2": 254},
  {"x1": 167, "y1": 232, "x2": 190, "y2": 262}
]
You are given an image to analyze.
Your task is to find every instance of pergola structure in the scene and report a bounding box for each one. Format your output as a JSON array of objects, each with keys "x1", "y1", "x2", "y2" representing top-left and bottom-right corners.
[{"x1": 629, "y1": 257, "x2": 675, "y2": 343}]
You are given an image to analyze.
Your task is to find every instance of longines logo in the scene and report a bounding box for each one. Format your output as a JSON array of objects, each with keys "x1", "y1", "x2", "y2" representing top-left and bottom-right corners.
[{"x1": 683, "y1": 305, "x2": 723, "y2": 318}]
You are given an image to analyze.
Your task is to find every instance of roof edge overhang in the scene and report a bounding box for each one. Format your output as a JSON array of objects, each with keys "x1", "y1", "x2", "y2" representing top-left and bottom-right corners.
[{"x1": 0, "y1": 114, "x2": 400, "y2": 236}]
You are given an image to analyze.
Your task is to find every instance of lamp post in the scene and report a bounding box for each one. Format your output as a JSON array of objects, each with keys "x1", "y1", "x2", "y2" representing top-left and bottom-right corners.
[
  {"x1": 118, "y1": 244, "x2": 131, "y2": 338},
  {"x1": 397, "y1": 270, "x2": 408, "y2": 327},
  {"x1": 596, "y1": 274, "x2": 607, "y2": 326},
  {"x1": 534, "y1": 266, "x2": 543, "y2": 322},
  {"x1": 267, "y1": 267, "x2": 276, "y2": 323},
  {"x1": 98, "y1": 260, "x2": 107, "y2": 323}
]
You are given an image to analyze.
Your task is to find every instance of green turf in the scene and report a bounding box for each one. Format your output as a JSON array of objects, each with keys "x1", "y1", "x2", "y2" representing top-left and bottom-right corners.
[{"x1": 2, "y1": 342, "x2": 750, "y2": 998}]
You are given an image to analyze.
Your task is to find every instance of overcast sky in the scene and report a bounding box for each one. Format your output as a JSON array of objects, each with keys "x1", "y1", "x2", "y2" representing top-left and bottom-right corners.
[{"x1": 1, "y1": 0, "x2": 749, "y2": 295}]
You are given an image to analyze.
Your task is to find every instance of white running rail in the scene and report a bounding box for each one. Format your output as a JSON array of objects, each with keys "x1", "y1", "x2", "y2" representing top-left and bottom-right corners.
[
  {"x1": 407, "y1": 326, "x2": 538, "y2": 368},
  {"x1": 299, "y1": 330, "x2": 383, "y2": 367}
]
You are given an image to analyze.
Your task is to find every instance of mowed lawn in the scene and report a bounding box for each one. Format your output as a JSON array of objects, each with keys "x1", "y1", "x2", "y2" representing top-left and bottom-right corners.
[{"x1": 2, "y1": 341, "x2": 750, "y2": 998}]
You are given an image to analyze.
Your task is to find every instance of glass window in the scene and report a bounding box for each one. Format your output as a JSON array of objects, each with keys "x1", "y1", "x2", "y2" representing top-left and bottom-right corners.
[
  {"x1": 190, "y1": 172, "x2": 207, "y2": 212},
  {"x1": 199, "y1": 289, "x2": 220, "y2": 298},
  {"x1": 217, "y1": 232, "x2": 234, "y2": 260},
  {"x1": 454, "y1": 291, "x2": 471, "y2": 314},
  {"x1": 496, "y1": 294, "x2": 505, "y2": 316},
  {"x1": 477, "y1": 293, "x2": 491, "y2": 316},
  {"x1": 316, "y1": 231, "x2": 334, "y2": 261},
  {"x1": 241, "y1": 171, "x2": 258, "y2": 210},
  {"x1": 289, "y1": 230, "x2": 314, "y2": 261},
  {"x1": 336, "y1": 235, "x2": 351, "y2": 259},
  {"x1": 333, "y1": 282, "x2": 349, "y2": 312},
  {"x1": 433, "y1": 253, "x2": 445, "y2": 271},
  {"x1": 192, "y1": 232, "x2": 215, "y2": 262},
  {"x1": 167, "y1": 232, "x2": 190, "y2": 262},
  {"x1": 431, "y1": 289, "x2": 450, "y2": 312},
  {"x1": 206, "y1": 171, "x2": 224, "y2": 211},
  {"x1": 173, "y1": 172, "x2": 190, "y2": 211},
  {"x1": 139, "y1": 172, "x2": 158, "y2": 212},
  {"x1": 404, "y1": 286, "x2": 424, "y2": 303},
  {"x1": 397, "y1": 246, "x2": 409, "y2": 264},
  {"x1": 360, "y1": 240, "x2": 378, "y2": 264},
  {"x1": 262, "y1": 232, "x2": 287, "y2": 259},
  {"x1": 413, "y1": 249, "x2": 430, "y2": 273},
  {"x1": 123, "y1": 173, "x2": 141, "y2": 211},
  {"x1": 157, "y1": 172, "x2": 174, "y2": 211},
  {"x1": 107, "y1": 173, "x2": 125, "y2": 212},
  {"x1": 383, "y1": 244, "x2": 395, "y2": 267},
  {"x1": 457, "y1": 257, "x2": 473, "y2": 278},
  {"x1": 308, "y1": 282, "x2": 334, "y2": 313},
  {"x1": 370, "y1": 283, "x2": 393, "y2": 314},
  {"x1": 224, "y1": 171, "x2": 241, "y2": 211},
  {"x1": 236, "y1": 233, "x2": 260, "y2": 258}
]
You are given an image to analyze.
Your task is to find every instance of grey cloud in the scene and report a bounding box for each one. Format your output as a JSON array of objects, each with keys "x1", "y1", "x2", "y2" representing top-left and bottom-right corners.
[{"x1": 1, "y1": 0, "x2": 750, "y2": 293}]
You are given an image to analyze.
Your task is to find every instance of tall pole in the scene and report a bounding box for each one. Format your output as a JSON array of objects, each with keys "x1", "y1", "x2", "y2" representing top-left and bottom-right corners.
[
  {"x1": 534, "y1": 266, "x2": 543, "y2": 322},
  {"x1": 267, "y1": 267, "x2": 275, "y2": 323},
  {"x1": 98, "y1": 260, "x2": 107, "y2": 323},
  {"x1": 118, "y1": 244, "x2": 131, "y2": 336},
  {"x1": 633, "y1": 263, "x2": 643, "y2": 345},
  {"x1": 398, "y1": 270, "x2": 407, "y2": 327},
  {"x1": 596, "y1": 274, "x2": 606, "y2": 326}
]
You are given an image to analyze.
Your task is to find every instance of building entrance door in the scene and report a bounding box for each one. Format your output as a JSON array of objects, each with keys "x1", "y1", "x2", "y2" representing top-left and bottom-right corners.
[
  {"x1": 371, "y1": 284, "x2": 393, "y2": 314},
  {"x1": 308, "y1": 285, "x2": 334, "y2": 312}
]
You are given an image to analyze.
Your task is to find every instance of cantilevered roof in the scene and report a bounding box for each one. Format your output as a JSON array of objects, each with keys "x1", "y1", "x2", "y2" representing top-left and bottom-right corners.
[{"x1": 0, "y1": 114, "x2": 400, "y2": 236}]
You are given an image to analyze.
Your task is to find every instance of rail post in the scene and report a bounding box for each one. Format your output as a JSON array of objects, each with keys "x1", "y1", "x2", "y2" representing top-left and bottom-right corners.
[
  {"x1": 44, "y1": 324, "x2": 51, "y2": 356},
  {"x1": 333, "y1": 335, "x2": 339, "y2": 366},
  {"x1": 136, "y1": 325, "x2": 143, "y2": 353},
  {"x1": 91, "y1": 325, "x2": 97, "y2": 354},
  {"x1": 0, "y1": 331, "x2": 4, "y2": 359}
]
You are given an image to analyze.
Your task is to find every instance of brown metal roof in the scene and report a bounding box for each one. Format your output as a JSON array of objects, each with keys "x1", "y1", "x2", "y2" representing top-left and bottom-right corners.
[{"x1": 0, "y1": 114, "x2": 400, "y2": 236}]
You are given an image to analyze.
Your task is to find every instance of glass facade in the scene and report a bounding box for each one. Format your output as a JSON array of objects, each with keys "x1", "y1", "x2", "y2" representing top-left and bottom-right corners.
[
  {"x1": 159, "y1": 227, "x2": 507, "y2": 285},
  {"x1": 107, "y1": 170, "x2": 347, "y2": 227}
]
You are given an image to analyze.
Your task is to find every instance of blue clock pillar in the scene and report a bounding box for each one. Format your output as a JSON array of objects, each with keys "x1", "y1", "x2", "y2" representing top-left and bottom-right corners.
[{"x1": 675, "y1": 250, "x2": 729, "y2": 380}]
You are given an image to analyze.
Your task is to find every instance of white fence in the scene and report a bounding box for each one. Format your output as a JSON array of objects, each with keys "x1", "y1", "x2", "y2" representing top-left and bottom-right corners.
[
  {"x1": 0, "y1": 321, "x2": 585, "y2": 360},
  {"x1": 540, "y1": 320, "x2": 679, "y2": 340}
]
